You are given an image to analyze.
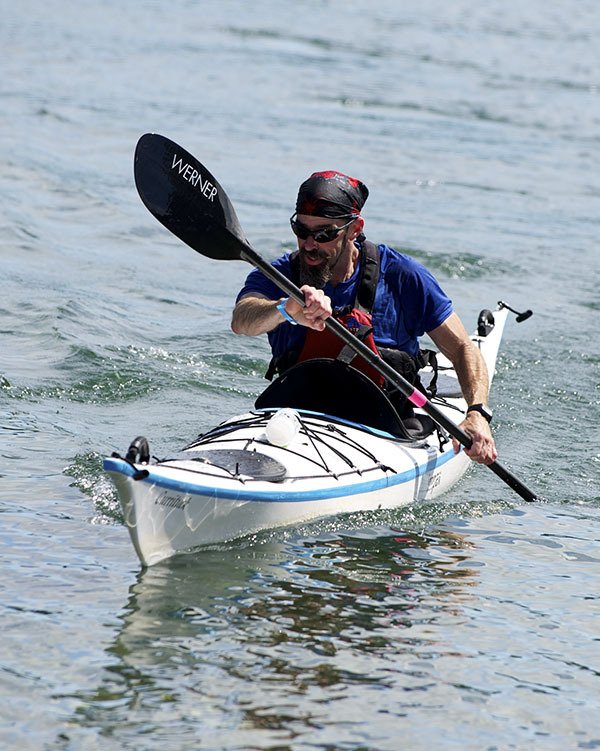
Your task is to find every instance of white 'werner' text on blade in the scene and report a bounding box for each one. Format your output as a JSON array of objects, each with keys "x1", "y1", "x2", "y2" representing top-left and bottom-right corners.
[{"x1": 171, "y1": 154, "x2": 217, "y2": 200}]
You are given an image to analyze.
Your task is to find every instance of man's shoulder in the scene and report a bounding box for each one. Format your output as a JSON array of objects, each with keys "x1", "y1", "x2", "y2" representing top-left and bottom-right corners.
[
  {"x1": 248, "y1": 251, "x2": 296, "y2": 279},
  {"x1": 271, "y1": 250, "x2": 295, "y2": 268},
  {"x1": 376, "y1": 243, "x2": 428, "y2": 277},
  {"x1": 236, "y1": 251, "x2": 295, "y2": 302}
]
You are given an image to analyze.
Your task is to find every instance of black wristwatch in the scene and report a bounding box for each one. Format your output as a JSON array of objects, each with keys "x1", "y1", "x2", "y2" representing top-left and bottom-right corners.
[{"x1": 466, "y1": 403, "x2": 493, "y2": 423}]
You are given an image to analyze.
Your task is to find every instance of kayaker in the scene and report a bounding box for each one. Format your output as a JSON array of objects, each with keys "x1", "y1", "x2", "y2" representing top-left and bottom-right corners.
[{"x1": 231, "y1": 170, "x2": 497, "y2": 465}]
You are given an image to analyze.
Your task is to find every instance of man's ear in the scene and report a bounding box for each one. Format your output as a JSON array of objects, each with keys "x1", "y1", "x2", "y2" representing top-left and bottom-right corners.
[{"x1": 351, "y1": 216, "x2": 365, "y2": 239}]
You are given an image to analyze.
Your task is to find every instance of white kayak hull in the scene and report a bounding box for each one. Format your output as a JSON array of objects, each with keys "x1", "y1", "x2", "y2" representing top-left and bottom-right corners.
[
  {"x1": 104, "y1": 424, "x2": 471, "y2": 567},
  {"x1": 104, "y1": 307, "x2": 508, "y2": 566}
]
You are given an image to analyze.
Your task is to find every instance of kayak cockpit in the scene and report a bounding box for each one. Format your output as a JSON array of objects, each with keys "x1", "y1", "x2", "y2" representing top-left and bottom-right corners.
[{"x1": 254, "y1": 358, "x2": 432, "y2": 439}]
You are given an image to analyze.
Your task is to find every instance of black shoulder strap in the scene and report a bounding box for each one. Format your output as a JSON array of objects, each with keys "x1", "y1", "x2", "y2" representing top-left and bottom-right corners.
[{"x1": 355, "y1": 240, "x2": 380, "y2": 312}]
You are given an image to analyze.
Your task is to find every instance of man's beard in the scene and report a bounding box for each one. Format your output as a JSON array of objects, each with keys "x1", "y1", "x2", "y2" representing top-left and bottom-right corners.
[{"x1": 298, "y1": 251, "x2": 333, "y2": 288}]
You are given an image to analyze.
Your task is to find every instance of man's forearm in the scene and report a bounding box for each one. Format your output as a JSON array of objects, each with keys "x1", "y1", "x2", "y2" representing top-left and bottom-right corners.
[
  {"x1": 231, "y1": 296, "x2": 286, "y2": 336},
  {"x1": 232, "y1": 286, "x2": 333, "y2": 337},
  {"x1": 452, "y1": 341, "x2": 490, "y2": 405}
]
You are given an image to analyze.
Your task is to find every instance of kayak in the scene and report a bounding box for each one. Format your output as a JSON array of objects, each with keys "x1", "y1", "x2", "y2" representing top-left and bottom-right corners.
[{"x1": 103, "y1": 304, "x2": 510, "y2": 567}]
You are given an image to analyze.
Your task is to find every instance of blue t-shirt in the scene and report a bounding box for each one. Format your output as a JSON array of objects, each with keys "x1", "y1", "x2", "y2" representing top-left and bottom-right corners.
[{"x1": 236, "y1": 243, "x2": 453, "y2": 358}]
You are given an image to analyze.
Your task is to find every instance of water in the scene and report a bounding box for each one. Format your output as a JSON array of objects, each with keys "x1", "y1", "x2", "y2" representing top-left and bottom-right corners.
[{"x1": 1, "y1": 0, "x2": 599, "y2": 748}]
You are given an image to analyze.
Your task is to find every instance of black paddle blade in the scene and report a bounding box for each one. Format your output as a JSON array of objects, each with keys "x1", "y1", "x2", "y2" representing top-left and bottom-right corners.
[{"x1": 134, "y1": 133, "x2": 249, "y2": 261}]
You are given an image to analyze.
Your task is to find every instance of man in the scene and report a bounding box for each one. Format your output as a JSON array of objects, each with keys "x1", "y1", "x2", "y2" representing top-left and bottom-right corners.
[{"x1": 231, "y1": 171, "x2": 497, "y2": 465}]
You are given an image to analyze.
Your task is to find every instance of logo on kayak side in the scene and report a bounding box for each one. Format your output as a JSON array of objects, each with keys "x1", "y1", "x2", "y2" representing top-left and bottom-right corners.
[
  {"x1": 427, "y1": 471, "x2": 442, "y2": 492},
  {"x1": 171, "y1": 154, "x2": 218, "y2": 201},
  {"x1": 155, "y1": 491, "x2": 189, "y2": 510}
]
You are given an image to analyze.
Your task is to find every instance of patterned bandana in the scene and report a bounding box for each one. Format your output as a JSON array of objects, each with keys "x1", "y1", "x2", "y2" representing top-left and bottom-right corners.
[{"x1": 295, "y1": 170, "x2": 369, "y2": 218}]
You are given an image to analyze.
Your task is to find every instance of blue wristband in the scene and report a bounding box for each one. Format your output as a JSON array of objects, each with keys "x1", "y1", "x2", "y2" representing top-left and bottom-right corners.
[{"x1": 276, "y1": 298, "x2": 298, "y2": 325}]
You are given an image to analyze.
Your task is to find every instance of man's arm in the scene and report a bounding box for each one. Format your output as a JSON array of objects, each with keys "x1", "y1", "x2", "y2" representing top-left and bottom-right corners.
[
  {"x1": 231, "y1": 294, "x2": 288, "y2": 336},
  {"x1": 231, "y1": 288, "x2": 333, "y2": 336},
  {"x1": 428, "y1": 312, "x2": 497, "y2": 465}
]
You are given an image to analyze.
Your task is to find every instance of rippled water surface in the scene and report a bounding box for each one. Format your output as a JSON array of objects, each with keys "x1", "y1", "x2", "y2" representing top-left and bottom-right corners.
[{"x1": 2, "y1": 1, "x2": 599, "y2": 749}]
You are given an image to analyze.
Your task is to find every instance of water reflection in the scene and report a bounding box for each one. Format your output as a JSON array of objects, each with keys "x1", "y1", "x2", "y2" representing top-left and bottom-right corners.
[{"x1": 70, "y1": 526, "x2": 481, "y2": 745}]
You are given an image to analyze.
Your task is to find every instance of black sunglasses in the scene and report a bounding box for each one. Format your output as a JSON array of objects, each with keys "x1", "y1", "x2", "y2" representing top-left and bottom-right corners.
[{"x1": 289, "y1": 214, "x2": 357, "y2": 244}]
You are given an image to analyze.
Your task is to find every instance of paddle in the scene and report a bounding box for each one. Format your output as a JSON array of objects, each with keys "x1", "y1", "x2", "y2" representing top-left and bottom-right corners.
[{"x1": 133, "y1": 132, "x2": 537, "y2": 503}]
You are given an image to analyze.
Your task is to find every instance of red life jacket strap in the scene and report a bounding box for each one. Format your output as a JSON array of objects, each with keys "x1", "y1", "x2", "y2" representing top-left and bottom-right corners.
[{"x1": 296, "y1": 308, "x2": 385, "y2": 387}]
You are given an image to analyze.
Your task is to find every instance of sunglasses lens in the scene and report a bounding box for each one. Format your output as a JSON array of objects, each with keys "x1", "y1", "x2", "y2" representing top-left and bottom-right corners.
[
  {"x1": 290, "y1": 219, "x2": 310, "y2": 240},
  {"x1": 314, "y1": 228, "x2": 336, "y2": 242}
]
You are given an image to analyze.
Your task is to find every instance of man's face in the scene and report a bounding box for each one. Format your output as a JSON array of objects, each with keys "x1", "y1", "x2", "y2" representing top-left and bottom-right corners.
[{"x1": 293, "y1": 214, "x2": 353, "y2": 288}]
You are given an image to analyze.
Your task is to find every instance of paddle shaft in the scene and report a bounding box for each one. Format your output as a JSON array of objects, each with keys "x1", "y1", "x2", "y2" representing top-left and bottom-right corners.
[{"x1": 240, "y1": 244, "x2": 537, "y2": 503}]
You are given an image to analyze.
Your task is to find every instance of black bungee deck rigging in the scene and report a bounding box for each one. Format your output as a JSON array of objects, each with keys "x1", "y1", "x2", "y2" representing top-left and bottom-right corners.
[{"x1": 176, "y1": 410, "x2": 401, "y2": 481}]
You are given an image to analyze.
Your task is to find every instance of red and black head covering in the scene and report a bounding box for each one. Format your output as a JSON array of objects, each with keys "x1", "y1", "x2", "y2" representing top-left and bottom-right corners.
[{"x1": 295, "y1": 170, "x2": 369, "y2": 218}]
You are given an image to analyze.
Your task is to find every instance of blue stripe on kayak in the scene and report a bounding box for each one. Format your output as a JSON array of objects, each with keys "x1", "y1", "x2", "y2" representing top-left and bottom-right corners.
[{"x1": 103, "y1": 447, "x2": 459, "y2": 504}]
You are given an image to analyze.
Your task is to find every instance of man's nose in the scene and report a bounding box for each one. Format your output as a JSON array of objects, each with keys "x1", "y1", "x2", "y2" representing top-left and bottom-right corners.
[{"x1": 302, "y1": 235, "x2": 319, "y2": 251}]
